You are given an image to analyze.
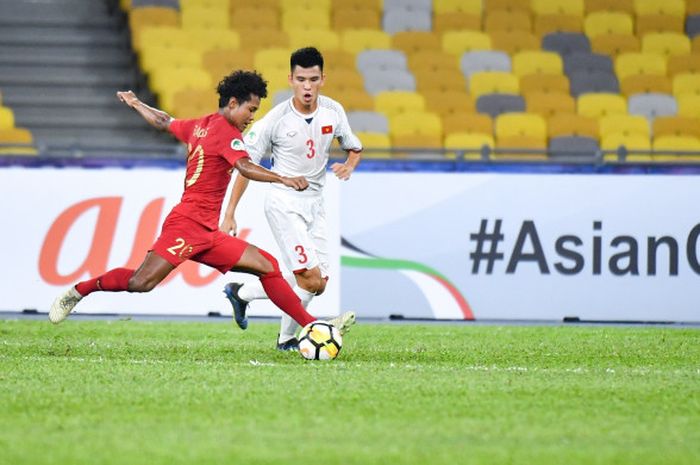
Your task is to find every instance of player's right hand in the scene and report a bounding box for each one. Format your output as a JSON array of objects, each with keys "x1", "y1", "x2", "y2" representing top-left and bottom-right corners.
[
  {"x1": 282, "y1": 176, "x2": 309, "y2": 191},
  {"x1": 116, "y1": 90, "x2": 139, "y2": 108},
  {"x1": 219, "y1": 217, "x2": 238, "y2": 236}
]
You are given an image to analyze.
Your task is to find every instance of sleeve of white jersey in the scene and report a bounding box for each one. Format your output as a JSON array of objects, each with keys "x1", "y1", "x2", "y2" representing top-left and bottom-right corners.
[
  {"x1": 243, "y1": 116, "x2": 272, "y2": 164},
  {"x1": 332, "y1": 101, "x2": 363, "y2": 152}
]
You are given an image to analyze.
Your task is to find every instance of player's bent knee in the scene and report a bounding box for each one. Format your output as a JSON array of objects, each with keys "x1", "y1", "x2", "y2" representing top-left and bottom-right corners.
[
  {"x1": 128, "y1": 276, "x2": 158, "y2": 293},
  {"x1": 257, "y1": 248, "x2": 281, "y2": 276}
]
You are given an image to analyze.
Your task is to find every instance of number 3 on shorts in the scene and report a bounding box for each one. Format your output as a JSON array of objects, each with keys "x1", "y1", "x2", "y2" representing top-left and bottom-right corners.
[{"x1": 294, "y1": 245, "x2": 308, "y2": 264}]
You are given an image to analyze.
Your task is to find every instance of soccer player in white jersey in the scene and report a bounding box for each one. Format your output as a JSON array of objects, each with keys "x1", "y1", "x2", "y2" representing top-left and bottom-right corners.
[{"x1": 221, "y1": 47, "x2": 363, "y2": 350}]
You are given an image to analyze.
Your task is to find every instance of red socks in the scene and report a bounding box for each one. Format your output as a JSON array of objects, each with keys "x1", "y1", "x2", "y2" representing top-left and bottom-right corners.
[
  {"x1": 258, "y1": 250, "x2": 315, "y2": 327},
  {"x1": 75, "y1": 268, "x2": 134, "y2": 296}
]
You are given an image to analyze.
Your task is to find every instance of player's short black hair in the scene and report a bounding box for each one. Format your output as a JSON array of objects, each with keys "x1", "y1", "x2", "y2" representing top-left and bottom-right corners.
[
  {"x1": 290, "y1": 47, "x2": 324, "y2": 72},
  {"x1": 216, "y1": 70, "x2": 268, "y2": 108}
]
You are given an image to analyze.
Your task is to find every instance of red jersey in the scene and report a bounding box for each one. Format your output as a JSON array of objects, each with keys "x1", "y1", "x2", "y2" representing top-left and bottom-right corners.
[{"x1": 168, "y1": 113, "x2": 249, "y2": 230}]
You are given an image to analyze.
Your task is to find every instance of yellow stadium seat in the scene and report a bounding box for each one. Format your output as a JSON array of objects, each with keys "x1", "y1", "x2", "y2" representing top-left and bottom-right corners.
[
  {"x1": 392, "y1": 32, "x2": 441, "y2": 54},
  {"x1": 548, "y1": 113, "x2": 599, "y2": 138},
  {"x1": 494, "y1": 135, "x2": 548, "y2": 160},
  {"x1": 441, "y1": 113, "x2": 493, "y2": 136},
  {"x1": 676, "y1": 93, "x2": 700, "y2": 118},
  {"x1": 375, "y1": 91, "x2": 426, "y2": 117},
  {"x1": 641, "y1": 32, "x2": 690, "y2": 57},
  {"x1": 601, "y1": 133, "x2": 652, "y2": 161},
  {"x1": 354, "y1": 132, "x2": 391, "y2": 158},
  {"x1": 512, "y1": 51, "x2": 563, "y2": 77},
  {"x1": 433, "y1": 12, "x2": 482, "y2": 33},
  {"x1": 652, "y1": 135, "x2": 700, "y2": 161},
  {"x1": 325, "y1": 88, "x2": 374, "y2": 112},
  {"x1": 389, "y1": 112, "x2": 442, "y2": 137},
  {"x1": 172, "y1": 88, "x2": 219, "y2": 119},
  {"x1": 237, "y1": 29, "x2": 289, "y2": 51},
  {"x1": 484, "y1": 10, "x2": 531, "y2": 32},
  {"x1": 654, "y1": 116, "x2": 700, "y2": 139},
  {"x1": 280, "y1": 0, "x2": 330, "y2": 11},
  {"x1": 322, "y1": 50, "x2": 357, "y2": 72},
  {"x1": 434, "y1": 0, "x2": 482, "y2": 14},
  {"x1": 444, "y1": 133, "x2": 494, "y2": 160},
  {"x1": 182, "y1": 0, "x2": 228, "y2": 9},
  {"x1": 229, "y1": 0, "x2": 279, "y2": 10},
  {"x1": 667, "y1": 54, "x2": 700, "y2": 77},
  {"x1": 202, "y1": 49, "x2": 254, "y2": 80},
  {"x1": 150, "y1": 67, "x2": 212, "y2": 112},
  {"x1": 0, "y1": 127, "x2": 32, "y2": 144},
  {"x1": 615, "y1": 52, "x2": 666, "y2": 80},
  {"x1": 333, "y1": 7, "x2": 381, "y2": 30},
  {"x1": 620, "y1": 74, "x2": 672, "y2": 96},
  {"x1": 490, "y1": 31, "x2": 539, "y2": 54},
  {"x1": 591, "y1": 33, "x2": 640, "y2": 56},
  {"x1": 422, "y1": 90, "x2": 475, "y2": 116},
  {"x1": 577, "y1": 93, "x2": 627, "y2": 118},
  {"x1": 185, "y1": 29, "x2": 240, "y2": 53},
  {"x1": 585, "y1": 0, "x2": 634, "y2": 14},
  {"x1": 281, "y1": 9, "x2": 330, "y2": 32},
  {"x1": 584, "y1": 12, "x2": 633, "y2": 37},
  {"x1": 533, "y1": 14, "x2": 584, "y2": 37},
  {"x1": 672, "y1": 73, "x2": 700, "y2": 96},
  {"x1": 525, "y1": 91, "x2": 576, "y2": 116},
  {"x1": 340, "y1": 29, "x2": 391, "y2": 54},
  {"x1": 136, "y1": 26, "x2": 190, "y2": 52},
  {"x1": 330, "y1": 0, "x2": 381, "y2": 9},
  {"x1": 408, "y1": 51, "x2": 460, "y2": 73},
  {"x1": 690, "y1": 0, "x2": 700, "y2": 14},
  {"x1": 139, "y1": 46, "x2": 202, "y2": 74},
  {"x1": 254, "y1": 48, "x2": 292, "y2": 73},
  {"x1": 495, "y1": 112, "x2": 547, "y2": 140},
  {"x1": 322, "y1": 70, "x2": 366, "y2": 94},
  {"x1": 288, "y1": 29, "x2": 340, "y2": 51},
  {"x1": 391, "y1": 134, "x2": 443, "y2": 153},
  {"x1": 532, "y1": 0, "x2": 584, "y2": 16},
  {"x1": 633, "y1": 0, "x2": 685, "y2": 17},
  {"x1": 485, "y1": 0, "x2": 530, "y2": 13},
  {"x1": 415, "y1": 69, "x2": 466, "y2": 93},
  {"x1": 636, "y1": 14, "x2": 684, "y2": 35},
  {"x1": 0, "y1": 106, "x2": 15, "y2": 130},
  {"x1": 231, "y1": 7, "x2": 280, "y2": 29},
  {"x1": 442, "y1": 31, "x2": 492, "y2": 55},
  {"x1": 520, "y1": 74, "x2": 570, "y2": 94},
  {"x1": 129, "y1": 7, "x2": 179, "y2": 46},
  {"x1": 599, "y1": 114, "x2": 650, "y2": 139},
  {"x1": 181, "y1": 6, "x2": 229, "y2": 30},
  {"x1": 469, "y1": 71, "x2": 519, "y2": 97}
]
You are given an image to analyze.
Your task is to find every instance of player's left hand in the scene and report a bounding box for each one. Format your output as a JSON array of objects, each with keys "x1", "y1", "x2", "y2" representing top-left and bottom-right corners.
[
  {"x1": 331, "y1": 162, "x2": 354, "y2": 181},
  {"x1": 116, "y1": 90, "x2": 139, "y2": 108},
  {"x1": 282, "y1": 176, "x2": 309, "y2": 191}
]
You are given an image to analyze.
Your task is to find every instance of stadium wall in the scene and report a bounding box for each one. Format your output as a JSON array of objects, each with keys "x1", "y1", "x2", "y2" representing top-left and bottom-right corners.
[{"x1": 3, "y1": 164, "x2": 700, "y2": 322}]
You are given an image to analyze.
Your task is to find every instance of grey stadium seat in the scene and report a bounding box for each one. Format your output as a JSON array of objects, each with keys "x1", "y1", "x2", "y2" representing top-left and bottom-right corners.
[
  {"x1": 356, "y1": 49, "x2": 408, "y2": 73},
  {"x1": 569, "y1": 70, "x2": 620, "y2": 96},
  {"x1": 476, "y1": 94, "x2": 526, "y2": 118},
  {"x1": 542, "y1": 32, "x2": 591, "y2": 56},
  {"x1": 383, "y1": 0, "x2": 432, "y2": 10},
  {"x1": 563, "y1": 52, "x2": 613, "y2": 75},
  {"x1": 548, "y1": 136, "x2": 600, "y2": 160},
  {"x1": 362, "y1": 69, "x2": 416, "y2": 95},
  {"x1": 628, "y1": 93, "x2": 678, "y2": 121},
  {"x1": 460, "y1": 50, "x2": 511, "y2": 79},
  {"x1": 686, "y1": 15, "x2": 700, "y2": 38},
  {"x1": 347, "y1": 111, "x2": 389, "y2": 133},
  {"x1": 382, "y1": 9, "x2": 432, "y2": 34},
  {"x1": 273, "y1": 89, "x2": 293, "y2": 106}
]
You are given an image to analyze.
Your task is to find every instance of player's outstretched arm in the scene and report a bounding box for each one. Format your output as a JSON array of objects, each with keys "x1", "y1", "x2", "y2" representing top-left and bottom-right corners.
[
  {"x1": 234, "y1": 157, "x2": 308, "y2": 191},
  {"x1": 331, "y1": 149, "x2": 362, "y2": 181},
  {"x1": 116, "y1": 90, "x2": 172, "y2": 131}
]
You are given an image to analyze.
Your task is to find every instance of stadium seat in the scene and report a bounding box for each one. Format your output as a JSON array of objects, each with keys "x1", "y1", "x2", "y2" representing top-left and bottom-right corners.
[
  {"x1": 548, "y1": 113, "x2": 599, "y2": 138},
  {"x1": 0, "y1": 106, "x2": 15, "y2": 130},
  {"x1": 363, "y1": 69, "x2": 416, "y2": 95},
  {"x1": 667, "y1": 54, "x2": 700, "y2": 77},
  {"x1": 172, "y1": 89, "x2": 219, "y2": 119},
  {"x1": 484, "y1": 0, "x2": 530, "y2": 14},
  {"x1": 441, "y1": 113, "x2": 493, "y2": 136},
  {"x1": 542, "y1": 32, "x2": 592, "y2": 55},
  {"x1": 641, "y1": 32, "x2": 690, "y2": 57},
  {"x1": 636, "y1": 14, "x2": 684, "y2": 35},
  {"x1": 374, "y1": 91, "x2": 425, "y2": 116},
  {"x1": 533, "y1": 14, "x2": 584, "y2": 37},
  {"x1": 389, "y1": 111, "x2": 443, "y2": 148},
  {"x1": 383, "y1": 9, "x2": 432, "y2": 34},
  {"x1": 676, "y1": 93, "x2": 700, "y2": 118},
  {"x1": 584, "y1": 0, "x2": 634, "y2": 14},
  {"x1": 434, "y1": 0, "x2": 482, "y2": 14},
  {"x1": 408, "y1": 51, "x2": 460, "y2": 73},
  {"x1": 237, "y1": 29, "x2": 289, "y2": 51},
  {"x1": 357, "y1": 50, "x2": 408, "y2": 73},
  {"x1": 333, "y1": 7, "x2": 381, "y2": 30},
  {"x1": 323, "y1": 50, "x2": 357, "y2": 72},
  {"x1": 414, "y1": 69, "x2": 467, "y2": 93},
  {"x1": 532, "y1": 0, "x2": 584, "y2": 17},
  {"x1": 384, "y1": 0, "x2": 431, "y2": 9},
  {"x1": 327, "y1": 89, "x2": 375, "y2": 112},
  {"x1": 150, "y1": 67, "x2": 212, "y2": 111},
  {"x1": 490, "y1": 31, "x2": 539, "y2": 54},
  {"x1": 689, "y1": 0, "x2": 700, "y2": 15},
  {"x1": 442, "y1": 31, "x2": 492, "y2": 55},
  {"x1": 577, "y1": 93, "x2": 627, "y2": 117},
  {"x1": 280, "y1": 0, "x2": 331, "y2": 11},
  {"x1": 672, "y1": 73, "x2": 700, "y2": 96},
  {"x1": 599, "y1": 114, "x2": 650, "y2": 139},
  {"x1": 495, "y1": 112, "x2": 547, "y2": 141},
  {"x1": 330, "y1": 0, "x2": 381, "y2": 9},
  {"x1": 601, "y1": 133, "x2": 652, "y2": 161},
  {"x1": 444, "y1": 133, "x2": 493, "y2": 160},
  {"x1": 136, "y1": 26, "x2": 190, "y2": 52},
  {"x1": 254, "y1": 48, "x2": 293, "y2": 76},
  {"x1": 687, "y1": 15, "x2": 700, "y2": 38},
  {"x1": 548, "y1": 135, "x2": 600, "y2": 159},
  {"x1": 563, "y1": 52, "x2": 613, "y2": 74},
  {"x1": 281, "y1": 9, "x2": 330, "y2": 32},
  {"x1": 202, "y1": 49, "x2": 254, "y2": 81},
  {"x1": 584, "y1": 12, "x2": 634, "y2": 37},
  {"x1": 493, "y1": 135, "x2": 547, "y2": 160},
  {"x1": 483, "y1": 10, "x2": 532, "y2": 32},
  {"x1": 652, "y1": 135, "x2": 700, "y2": 161},
  {"x1": 433, "y1": 12, "x2": 482, "y2": 33},
  {"x1": 139, "y1": 46, "x2": 202, "y2": 74},
  {"x1": 653, "y1": 116, "x2": 700, "y2": 139},
  {"x1": 620, "y1": 75, "x2": 672, "y2": 96},
  {"x1": 340, "y1": 29, "x2": 391, "y2": 54},
  {"x1": 353, "y1": 132, "x2": 391, "y2": 158},
  {"x1": 520, "y1": 73, "x2": 570, "y2": 94},
  {"x1": 347, "y1": 111, "x2": 389, "y2": 133},
  {"x1": 512, "y1": 51, "x2": 564, "y2": 77},
  {"x1": 569, "y1": 70, "x2": 620, "y2": 96},
  {"x1": 460, "y1": 50, "x2": 512, "y2": 79},
  {"x1": 230, "y1": 7, "x2": 280, "y2": 29},
  {"x1": 422, "y1": 90, "x2": 476, "y2": 116},
  {"x1": 322, "y1": 69, "x2": 366, "y2": 94},
  {"x1": 181, "y1": 5, "x2": 229, "y2": 30},
  {"x1": 628, "y1": 94, "x2": 677, "y2": 120},
  {"x1": 615, "y1": 52, "x2": 667, "y2": 80},
  {"x1": 591, "y1": 33, "x2": 640, "y2": 56},
  {"x1": 633, "y1": 0, "x2": 685, "y2": 17},
  {"x1": 392, "y1": 32, "x2": 442, "y2": 54},
  {"x1": 128, "y1": 7, "x2": 179, "y2": 45},
  {"x1": 469, "y1": 71, "x2": 519, "y2": 97},
  {"x1": 476, "y1": 94, "x2": 526, "y2": 117},
  {"x1": 288, "y1": 29, "x2": 340, "y2": 51},
  {"x1": 525, "y1": 91, "x2": 576, "y2": 116}
]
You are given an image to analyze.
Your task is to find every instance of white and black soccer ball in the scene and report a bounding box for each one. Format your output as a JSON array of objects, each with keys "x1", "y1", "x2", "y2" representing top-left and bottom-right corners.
[{"x1": 298, "y1": 321, "x2": 343, "y2": 361}]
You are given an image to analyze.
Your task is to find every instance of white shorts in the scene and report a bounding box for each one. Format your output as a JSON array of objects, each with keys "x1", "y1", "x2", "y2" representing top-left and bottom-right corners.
[{"x1": 264, "y1": 189, "x2": 329, "y2": 277}]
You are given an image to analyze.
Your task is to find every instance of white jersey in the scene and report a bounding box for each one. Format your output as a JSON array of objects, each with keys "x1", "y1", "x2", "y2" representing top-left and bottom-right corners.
[{"x1": 244, "y1": 95, "x2": 362, "y2": 194}]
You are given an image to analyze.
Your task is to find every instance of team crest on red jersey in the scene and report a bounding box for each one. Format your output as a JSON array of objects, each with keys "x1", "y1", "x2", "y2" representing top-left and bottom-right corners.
[{"x1": 322, "y1": 125, "x2": 333, "y2": 134}]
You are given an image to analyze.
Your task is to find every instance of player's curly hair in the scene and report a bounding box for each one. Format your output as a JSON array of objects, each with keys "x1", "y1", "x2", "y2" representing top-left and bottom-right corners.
[
  {"x1": 290, "y1": 47, "x2": 324, "y2": 72},
  {"x1": 216, "y1": 70, "x2": 268, "y2": 108}
]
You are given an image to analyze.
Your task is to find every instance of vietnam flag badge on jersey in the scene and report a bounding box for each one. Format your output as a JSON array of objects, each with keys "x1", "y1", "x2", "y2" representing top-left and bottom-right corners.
[{"x1": 322, "y1": 125, "x2": 333, "y2": 134}]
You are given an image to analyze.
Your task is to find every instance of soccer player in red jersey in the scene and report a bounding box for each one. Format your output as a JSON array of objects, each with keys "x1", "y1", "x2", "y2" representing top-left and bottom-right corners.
[{"x1": 49, "y1": 70, "x2": 350, "y2": 330}]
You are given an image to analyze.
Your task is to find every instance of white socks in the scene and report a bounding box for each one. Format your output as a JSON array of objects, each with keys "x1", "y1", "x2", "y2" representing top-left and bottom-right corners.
[{"x1": 237, "y1": 274, "x2": 297, "y2": 301}]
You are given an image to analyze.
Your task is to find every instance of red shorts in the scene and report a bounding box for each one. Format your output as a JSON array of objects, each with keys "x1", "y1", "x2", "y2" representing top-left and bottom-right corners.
[{"x1": 151, "y1": 212, "x2": 248, "y2": 273}]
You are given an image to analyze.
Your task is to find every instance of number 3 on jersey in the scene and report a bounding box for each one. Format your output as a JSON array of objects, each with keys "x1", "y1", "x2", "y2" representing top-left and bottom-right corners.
[
  {"x1": 294, "y1": 245, "x2": 308, "y2": 264},
  {"x1": 305, "y1": 139, "x2": 316, "y2": 159}
]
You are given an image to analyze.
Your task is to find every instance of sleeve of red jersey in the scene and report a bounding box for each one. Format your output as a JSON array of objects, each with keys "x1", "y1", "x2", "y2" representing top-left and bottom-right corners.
[
  {"x1": 168, "y1": 119, "x2": 197, "y2": 144},
  {"x1": 221, "y1": 133, "x2": 250, "y2": 166}
]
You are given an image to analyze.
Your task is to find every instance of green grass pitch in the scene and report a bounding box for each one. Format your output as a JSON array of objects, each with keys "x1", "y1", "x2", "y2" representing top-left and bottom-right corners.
[{"x1": 1, "y1": 320, "x2": 699, "y2": 465}]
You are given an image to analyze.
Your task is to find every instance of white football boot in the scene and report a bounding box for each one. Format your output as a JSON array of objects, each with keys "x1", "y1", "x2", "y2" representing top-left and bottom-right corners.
[
  {"x1": 48, "y1": 287, "x2": 83, "y2": 324},
  {"x1": 327, "y1": 311, "x2": 356, "y2": 335}
]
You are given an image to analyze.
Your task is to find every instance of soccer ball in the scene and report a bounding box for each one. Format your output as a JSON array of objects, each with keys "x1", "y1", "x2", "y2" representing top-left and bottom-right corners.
[{"x1": 298, "y1": 321, "x2": 343, "y2": 360}]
